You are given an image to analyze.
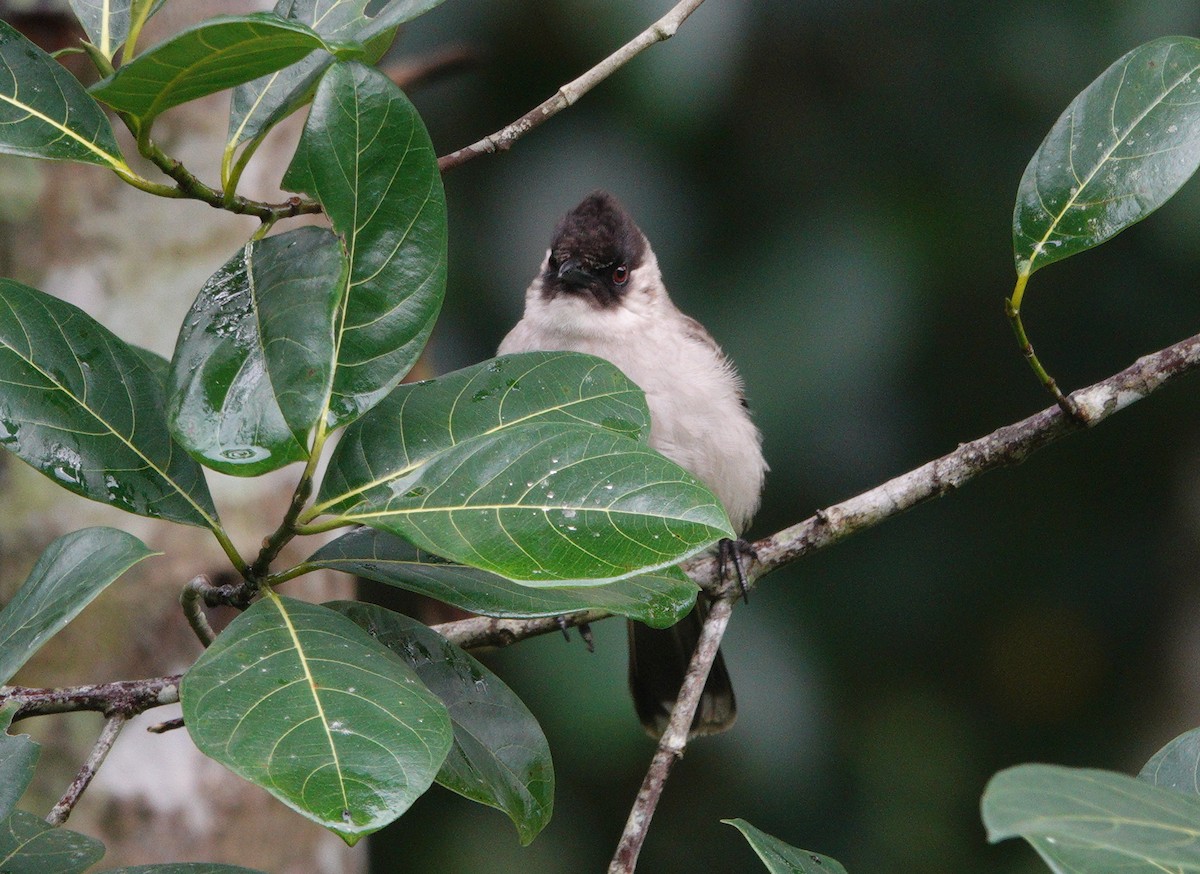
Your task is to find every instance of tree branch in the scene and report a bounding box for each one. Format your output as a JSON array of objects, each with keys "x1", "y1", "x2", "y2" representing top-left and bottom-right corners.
[
  {"x1": 729, "y1": 329, "x2": 1200, "y2": 587},
  {"x1": 609, "y1": 594, "x2": 736, "y2": 873},
  {"x1": 437, "y1": 0, "x2": 708, "y2": 172},
  {"x1": 46, "y1": 713, "x2": 126, "y2": 825},
  {"x1": 1, "y1": 675, "x2": 181, "y2": 722},
  {"x1": 6, "y1": 331, "x2": 1199, "y2": 732},
  {"x1": 432, "y1": 609, "x2": 608, "y2": 650}
]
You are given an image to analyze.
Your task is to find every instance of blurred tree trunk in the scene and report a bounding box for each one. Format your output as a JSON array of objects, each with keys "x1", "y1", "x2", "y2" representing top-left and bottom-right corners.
[{"x1": 0, "y1": 2, "x2": 365, "y2": 871}]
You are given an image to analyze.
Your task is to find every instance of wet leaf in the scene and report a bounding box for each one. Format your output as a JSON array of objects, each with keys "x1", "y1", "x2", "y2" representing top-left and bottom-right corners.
[
  {"x1": 1140, "y1": 726, "x2": 1200, "y2": 795},
  {"x1": 312, "y1": 353, "x2": 731, "y2": 584},
  {"x1": 1015, "y1": 36, "x2": 1200, "y2": 276},
  {"x1": 322, "y1": 421, "x2": 730, "y2": 584},
  {"x1": 90, "y1": 14, "x2": 338, "y2": 123},
  {"x1": 0, "y1": 528, "x2": 155, "y2": 685},
  {"x1": 167, "y1": 226, "x2": 344, "y2": 475},
  {"x1": 317, "y1": 351, "x2": 650, "y2": 511},
  {"x1": 308, "y1": 527, "x2": 698, "y2": 628},
  {"x1": 0, "y1": 21, "x2": 125, "y2": 169},
  {"x1": 0, "y1": 280, "x2": 218, "y2": 527},
  {"x1": 180, "y1": 594, "x2": 452, "y2": 842},
  {"x1": 67, "y1": 0, "x2": 165, "y2": 59},
  {"x1": 69, "y1": 0, "x2": 134, "y2": 58},
  {"x1": 329, "y1": 601, "x2": 553, "y2": 844},
  {"x1": 228, "y1": 0, "x2": 448, "y2": 152},
  {"x1": 282, "y1": 61, "x2": 446, "y2": 429}
]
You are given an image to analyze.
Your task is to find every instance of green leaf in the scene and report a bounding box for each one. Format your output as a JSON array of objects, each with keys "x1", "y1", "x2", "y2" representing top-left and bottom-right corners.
[
  {"x1": 311, "y1": 353, "x2": 731, "y2": 582},
  {"x1": 130, "y1": 345, "x2": 170, "y2": 388},
  {"x1": 308, "y1": 527, "x2": 699, "y2": 628},
  {"x1": 167, "y1": 227, "x2": 344, "y2": 476},
  {"x1": 1014, "y1": 36, "x2": 1200, "y2": 276},
  {"x1": 317, "y1": 352, "x2": 650, "y2": 509},
  {"x1": 69, "y1": 0, "x2": 132, "y2": 59},
  {"x1": 0, "y1": 528, "x2": 156, "y2": 685},
  {"x1": 0, "y1": 20, "x2": 126, "y2": 169},
  {"x1": 89, "y1": 14, "x2": 337, "y2": 123},
  {"x1": 328, "y1": 601, "x2": 553, "y2": 844},
  {"x1": 0, "y1": 280, "x2": 218, "y2": 528},
  {"x1": 180, "y1": 594, "x2": 452, "y2": 842},
  {"x1": 317, "y1": 351, "x2": 650, "y2": 507},
  {"x1": 326, "y1": 420, "x2": 730, "y2": 583},
  {"x1": 67, "y1": 0, "x2": 168, "y2": 60},
  {"x1": 102, "y1": 865, "x2": 267, "y2": 873},
  {"x1": 282, "y1": 61, "x2": 446, "y2": 429},
  {"x1": 0, "y1": 809, "x2": 104, "y2": 873},
  {"x1": 982, "y1": 763, "x2": 1200, "y2": 872},
  {"x1": 67, "y1": 0, "x2": 166, "y2": 60},
  {"x1": 228, "y1": 0, "x2": 449, "y2": 153},
  {"x1": 0, "y1": 707, "x2": 39, "y2": 820},
  {"x1": 1140, "y1": 726, "x2": 1200, "y2": 794},
  {"x1": 723, "y1": 819, "x2": 849, "y2": 874}
]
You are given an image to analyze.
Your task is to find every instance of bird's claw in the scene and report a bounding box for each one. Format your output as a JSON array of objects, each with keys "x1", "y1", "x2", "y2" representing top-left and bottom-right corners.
[
  {"x1": 555, "y1": 615, "x2": 596, "y2": 652},
  {"x1": 718, "y1": 537, "x2": 756, "y2": 604}
]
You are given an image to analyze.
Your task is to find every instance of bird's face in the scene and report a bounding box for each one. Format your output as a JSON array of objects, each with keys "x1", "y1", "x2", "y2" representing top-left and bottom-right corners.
[{"x1": 540, "y1": 191, "x2": 647, "y2": 310}]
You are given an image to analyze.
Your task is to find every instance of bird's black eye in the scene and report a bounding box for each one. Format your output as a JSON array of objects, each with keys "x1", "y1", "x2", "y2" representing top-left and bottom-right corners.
[
  {"x1": 612, "y1": 264, "x2": 629, "y2": 285},
  {"x1": 548, "y1": 254, "x2": 559, "y2": 272}
]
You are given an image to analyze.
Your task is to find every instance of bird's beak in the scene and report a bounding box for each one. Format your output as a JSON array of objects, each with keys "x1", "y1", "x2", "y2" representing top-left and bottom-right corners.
[{"x1": 556, "y1": 258, "x2": 591, "y2": 287}]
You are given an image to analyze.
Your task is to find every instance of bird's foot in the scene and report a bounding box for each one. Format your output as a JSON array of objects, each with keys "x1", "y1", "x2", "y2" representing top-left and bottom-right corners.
[
  {"x1": 554, "y1": 615, "x2": 595, "y2": 652},
  {"x1": 718, "y1": 537, "x2": 757, "y2": 604}
]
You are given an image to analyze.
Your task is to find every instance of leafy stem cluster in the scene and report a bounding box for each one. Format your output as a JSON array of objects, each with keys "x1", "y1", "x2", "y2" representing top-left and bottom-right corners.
[{"x1": 0, "y1": 1, "x2": 744, "y2": 868}]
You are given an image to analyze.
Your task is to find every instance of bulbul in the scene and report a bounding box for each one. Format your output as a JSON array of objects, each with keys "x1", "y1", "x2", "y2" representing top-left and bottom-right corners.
[{"x1": 498, "y1": 190, "x2": 768, "y2": 736}]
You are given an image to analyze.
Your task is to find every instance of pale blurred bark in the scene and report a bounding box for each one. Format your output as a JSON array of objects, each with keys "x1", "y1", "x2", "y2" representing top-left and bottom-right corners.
[{"x1": 0, "y1": 2, "x2": 364, "y2": 871}]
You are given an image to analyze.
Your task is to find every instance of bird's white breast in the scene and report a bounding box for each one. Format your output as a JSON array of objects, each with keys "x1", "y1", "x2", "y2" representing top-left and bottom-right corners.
[{"x1": 498, "y1": 260, "x2": 766, "y2": 534}]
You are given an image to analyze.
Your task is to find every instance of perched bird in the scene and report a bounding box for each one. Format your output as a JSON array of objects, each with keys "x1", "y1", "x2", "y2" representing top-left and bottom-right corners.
[{"x1": 498, "y1": 190, "x2": 768, "y2": 736}]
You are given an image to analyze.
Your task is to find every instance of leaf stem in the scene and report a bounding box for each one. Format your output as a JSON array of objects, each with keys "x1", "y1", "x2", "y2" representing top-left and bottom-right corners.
[
  {"x1": 221, "y1": 129, "x2": 267, "y2": 205},
  {"x1": 293, "y1": 517, "x2": 354, "y2": 536},
  {"x1": 1005, "y1": 277, "x2": 1081, "y2": 421},
  {"x1": 109, "y1": 162, "x2": 185, "y2": 199},
  {"x1": 137, "y1": 137, "x2": 322, "y2": 222},
  {"x1": 210, "y1": 525, "x2": 250, "y2": 579},
  {"x1": 247, "y1": 424, "x2": 333, "y2": 584},
  {"x1": 97, "y1": 103, "x2": 320, "y2": 222},
  {"x1": 180, "y1": 576, "x2": 217, "y2": 646},
  {"x1": 264, "y1": 561, "x2": 318, "y2": 587},
  {"x1": 78, "y1": 40, "x2": 115, "y2": 78},
  {"x1": 124, "y1": 0, "x2": 157, "y2": 61}
]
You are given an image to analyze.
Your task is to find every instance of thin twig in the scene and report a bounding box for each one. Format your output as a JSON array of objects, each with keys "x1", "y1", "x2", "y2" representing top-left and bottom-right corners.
[
  {"x1": 45, "y1": 713, "x2": 127, "y2": 825},
  {"x1": 609, "y1": 595, "x2": 736, "y2": 873},
  {"x1": 437, "y1": 0, "x2": 708, "y2": 172}
]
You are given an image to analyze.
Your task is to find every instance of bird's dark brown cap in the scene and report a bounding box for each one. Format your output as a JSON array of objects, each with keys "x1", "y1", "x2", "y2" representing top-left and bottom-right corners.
[{"x1": 541, "y1": 191, "x2": 647, "y2": 307}]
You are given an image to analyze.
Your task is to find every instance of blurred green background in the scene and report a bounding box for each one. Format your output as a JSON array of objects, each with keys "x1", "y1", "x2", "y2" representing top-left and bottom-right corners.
[
  {"x1": 382, "y1": 2, "x2": 1200, "y2": 871},
  {"x1": 6, "y1": 0, "x2": 1200, "y2": 872}
]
